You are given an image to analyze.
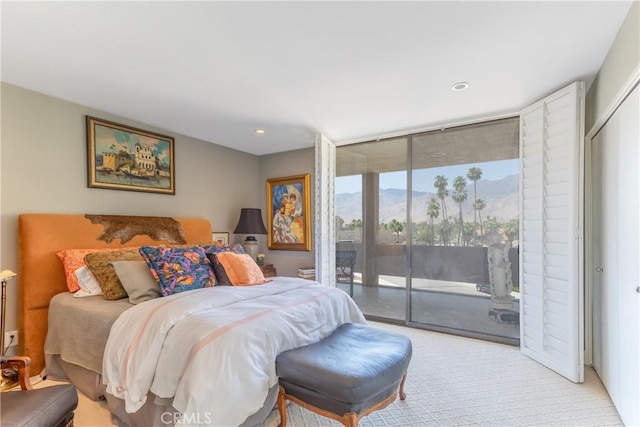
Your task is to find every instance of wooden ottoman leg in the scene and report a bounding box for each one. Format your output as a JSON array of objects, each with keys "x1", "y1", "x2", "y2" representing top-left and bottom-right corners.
[
  {"x1": 399, "y1": 372, "x2": 408, "y2": 400},
  {"x1": 277, "y1": 386, "x2": 288, "y2": 427},
  {"x1": 344, "y1": 412, "x2": 359, "y2": 427}
]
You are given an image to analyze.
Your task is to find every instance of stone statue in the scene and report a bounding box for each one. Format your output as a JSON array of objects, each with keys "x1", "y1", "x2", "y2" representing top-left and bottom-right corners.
[{"x1": 487, "y1": 231, "x2": 513, "y2": 310}]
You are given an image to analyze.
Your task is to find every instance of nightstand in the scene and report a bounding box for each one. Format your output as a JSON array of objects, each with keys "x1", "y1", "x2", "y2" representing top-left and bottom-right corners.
[{"x1": 260, "y1": 264, "x2": 277, "y2": 278}]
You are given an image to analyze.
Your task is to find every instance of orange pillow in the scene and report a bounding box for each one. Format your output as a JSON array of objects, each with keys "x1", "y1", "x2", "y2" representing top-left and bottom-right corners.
[
  {"x1": 215, "y1": 252, "x2": 267, "y2": 286},
  {"x1": 56, "y1": 247, "x2": 133, "y2": 292}
]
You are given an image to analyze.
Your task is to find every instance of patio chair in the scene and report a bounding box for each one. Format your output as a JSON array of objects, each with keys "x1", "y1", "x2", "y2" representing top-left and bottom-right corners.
[{"x1": 336, "y1": 250, "x2": 357, "y2": 296}]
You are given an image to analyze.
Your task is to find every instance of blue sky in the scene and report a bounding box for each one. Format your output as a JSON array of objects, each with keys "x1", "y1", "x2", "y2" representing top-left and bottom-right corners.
[{"x1": 336, "y1": 159, "x2": 520, "y2": 194}]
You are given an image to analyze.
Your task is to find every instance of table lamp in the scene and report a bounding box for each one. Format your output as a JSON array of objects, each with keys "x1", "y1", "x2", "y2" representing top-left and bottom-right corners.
[{"x1": 233, "y1": 208, "x2": 267, "y2": 261}]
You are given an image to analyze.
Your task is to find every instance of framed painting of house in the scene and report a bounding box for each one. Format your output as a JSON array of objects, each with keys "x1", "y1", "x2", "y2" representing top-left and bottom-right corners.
[
  {"x1": 86, "y1": 116, "x2": 175, "y2": 194},
  {"x1": 266, "y1": 174, "x2": 311, "y2": 251}
]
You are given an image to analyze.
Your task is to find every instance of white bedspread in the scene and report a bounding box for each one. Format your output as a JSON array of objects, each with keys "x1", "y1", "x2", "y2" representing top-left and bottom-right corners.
[{"x1": 103, "y1": 277, "x2": 366, "y2": 426}]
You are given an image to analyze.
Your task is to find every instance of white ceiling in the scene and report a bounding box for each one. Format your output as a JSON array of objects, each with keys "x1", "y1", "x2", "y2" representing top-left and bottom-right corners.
[{"x1": 1, "y1": 1, "x2": 634, "y2": 156}]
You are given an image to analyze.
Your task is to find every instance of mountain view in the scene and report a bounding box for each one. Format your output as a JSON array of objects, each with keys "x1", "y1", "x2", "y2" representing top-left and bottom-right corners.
[{"x1": 336, "y1": 174, "x2": 519, "y2": 224}]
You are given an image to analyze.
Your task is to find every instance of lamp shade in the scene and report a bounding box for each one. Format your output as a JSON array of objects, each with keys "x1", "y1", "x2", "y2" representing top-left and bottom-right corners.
[
  {"x1": 0, "y1": 270, "x2": 16, "y2": 281},
  {"x1": 233, "y1": 208, "x2": 267, "y2": 236}
]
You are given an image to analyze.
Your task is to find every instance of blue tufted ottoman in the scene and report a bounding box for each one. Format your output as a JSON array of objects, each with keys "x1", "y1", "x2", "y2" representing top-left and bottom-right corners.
[{"x1": 276, "y1": 323, "x2": 412, "y2": 427}]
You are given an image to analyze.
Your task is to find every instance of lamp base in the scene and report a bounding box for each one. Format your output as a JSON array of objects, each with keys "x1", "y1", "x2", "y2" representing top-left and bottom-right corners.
[{"x1": 243, "y1": 241, "x2": 259, "y2": 262}]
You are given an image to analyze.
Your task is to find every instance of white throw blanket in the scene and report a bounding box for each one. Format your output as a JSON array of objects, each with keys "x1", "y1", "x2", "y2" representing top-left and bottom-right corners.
[{"x1": 103, "y1": 278, "x2": 366, "y2": 426}]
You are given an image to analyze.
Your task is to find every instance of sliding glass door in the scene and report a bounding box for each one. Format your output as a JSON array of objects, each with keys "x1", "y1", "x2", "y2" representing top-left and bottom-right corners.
[
  {"x1": 336, "y1": 137, "x2": 407, "y2": 321},
  {"x1": 409, "y1": 119, "x2": 520, "y2": 343},
  {"x1": 336, "y1": 118, "x2": 521, "y2": 343}
]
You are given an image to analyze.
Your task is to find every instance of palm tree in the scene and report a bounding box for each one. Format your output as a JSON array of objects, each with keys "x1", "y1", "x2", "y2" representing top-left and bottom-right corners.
[
  {"x1": 427, "y1": 198, "x2": 440, "y2": 245},
  {"x1": 452, "y1": 176, "x2": 468, "y2": 245},
  {"x1": 440, "y1": 217, "x2": 455, "y2": 246},
  {"x1": 504, "y1": 219, "x2": 519, "y2": 247},
  {"x1": 433, "y1": 175, "x2": 449, "y2": 222},
  {"x1": 389, "y1": 219, "x2": 403, "y2": 244},
  {"x1": 462, "y1": 222, "x2": 475, "y2": 246},
  {"x1": 414, "y1": 221, "x2": 429, "y2": 245},
  {"x1": 484, "y1": 216, "x2": 501, "y2": 235},
  {"x1": 466, "y1": 167, "x2": 483, "y2": 242},
  {"x1": 475, "y1": 199, "x2": 486, "y2": 241}
]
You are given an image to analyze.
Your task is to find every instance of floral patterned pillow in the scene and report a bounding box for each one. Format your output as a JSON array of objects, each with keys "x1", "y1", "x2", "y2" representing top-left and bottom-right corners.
[{"x1": 139, "y1": 246, "x2": 214, "y2": 296}]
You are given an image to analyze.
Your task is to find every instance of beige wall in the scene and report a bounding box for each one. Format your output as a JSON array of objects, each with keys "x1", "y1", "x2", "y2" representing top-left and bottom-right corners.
[
  {"x1": 586, "y1": 1, "x2": 640, "y2": 132},
  {"x1": 259, "y1": 148, "x2": 315, "y2": 277},
  {"x1": 0, "y1": 83, "x2": 261, "y2": 339}
]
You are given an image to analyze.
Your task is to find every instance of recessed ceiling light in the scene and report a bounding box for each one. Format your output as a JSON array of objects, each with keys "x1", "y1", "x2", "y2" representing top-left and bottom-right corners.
[
  {"x1": 255, "y1": 129, "x2": 265, "y2": 135},
  {"x1": 451, "y1": 82, "x2": 469, "y2": 91}
]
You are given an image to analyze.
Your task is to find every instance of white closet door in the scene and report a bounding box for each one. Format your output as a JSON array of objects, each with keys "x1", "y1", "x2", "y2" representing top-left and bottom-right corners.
[
  {"x1": 315, "y1": 134, "x2": 336, "y2": 287},
  {"x1": 519, "y1": 81, "x2": 584, "y2": 383},
  {"x1": 592, "y1": 83, "x2": 639, "y2": 426},
  {"x1": 614, "y1": 83, "x2": 640, "y2": 427}
]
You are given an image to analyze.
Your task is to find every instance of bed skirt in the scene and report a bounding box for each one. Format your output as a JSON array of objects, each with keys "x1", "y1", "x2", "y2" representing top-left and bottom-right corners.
[
  {"x1": 44, "y1": 355, "x2": 277, "y2": 426},
  {"x1": 106, "y1": 385, "x2": 278, "y2": 427}
]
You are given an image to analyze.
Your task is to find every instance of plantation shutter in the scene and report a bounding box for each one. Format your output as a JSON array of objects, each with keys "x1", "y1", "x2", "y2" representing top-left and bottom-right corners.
[
  {"x1": 315, "y1": 134, "x2": 336, "y2": 287},
  {"x1": 519, "y1": 81, "x2": 585, "y2": 383}
]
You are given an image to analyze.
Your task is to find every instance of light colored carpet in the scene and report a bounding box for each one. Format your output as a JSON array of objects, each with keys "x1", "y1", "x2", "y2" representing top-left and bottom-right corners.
[
  {"x1": 35, "y1": 322, "x2": 621, "y2": 426},
  {"x1": 265, "y1": 322, "x2": 621, "y2": 427}
]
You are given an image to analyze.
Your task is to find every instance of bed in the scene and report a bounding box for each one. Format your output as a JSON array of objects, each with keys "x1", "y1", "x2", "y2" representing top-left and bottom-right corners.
[{"x1": 18, "y1": 213, "x2": 365, "y2": 426}]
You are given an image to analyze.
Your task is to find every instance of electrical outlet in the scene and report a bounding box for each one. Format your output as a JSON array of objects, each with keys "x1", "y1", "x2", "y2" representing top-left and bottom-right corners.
[{"x1": 4, "y1": 330, "x2": 18, "y2": 348}]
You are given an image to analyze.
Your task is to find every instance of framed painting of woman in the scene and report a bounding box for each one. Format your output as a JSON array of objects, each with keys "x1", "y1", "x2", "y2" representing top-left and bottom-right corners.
[{"x1": 266, "y1": 174, "x2": 311, "y2": 251}]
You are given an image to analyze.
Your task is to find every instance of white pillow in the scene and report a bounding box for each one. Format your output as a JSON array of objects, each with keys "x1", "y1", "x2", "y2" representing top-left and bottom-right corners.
[{"x1": 73, "y1": 266, "x2": 103, "y2": 297}]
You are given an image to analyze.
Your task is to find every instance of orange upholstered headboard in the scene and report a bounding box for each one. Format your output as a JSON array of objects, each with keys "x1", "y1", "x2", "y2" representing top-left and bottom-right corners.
[{"x1": 18, "y1": 213, "x2": 213, "y2": 374}]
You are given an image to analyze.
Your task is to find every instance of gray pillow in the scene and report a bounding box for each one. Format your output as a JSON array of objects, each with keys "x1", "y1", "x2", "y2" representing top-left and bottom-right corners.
[{"x1": 110, "y1": 261, "x2": 162, "y2": 304}]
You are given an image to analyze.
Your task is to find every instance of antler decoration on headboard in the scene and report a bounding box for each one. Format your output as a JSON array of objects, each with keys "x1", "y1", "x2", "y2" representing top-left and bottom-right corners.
[{"x1": 85, "y1": 214, "x2": 187, "y2": 244}]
